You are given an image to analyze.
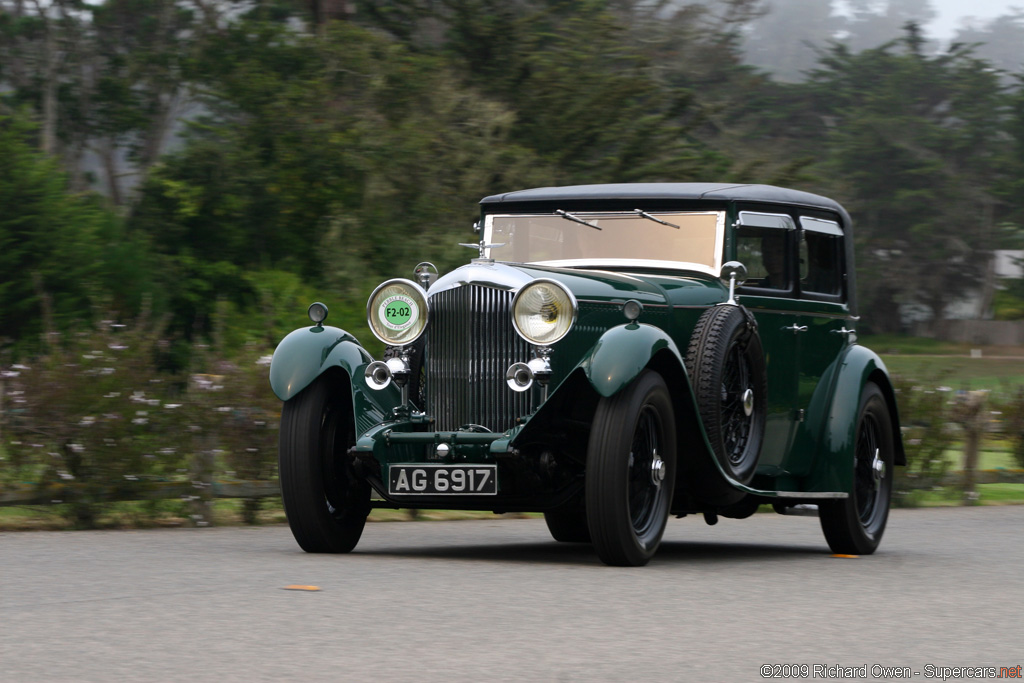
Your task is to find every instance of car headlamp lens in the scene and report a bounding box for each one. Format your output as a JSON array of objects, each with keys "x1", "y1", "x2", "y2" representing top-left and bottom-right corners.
[
  {"x1": 512, "y1": 280, "x2": 576, "y2": 345},
  {"x1": 367, "y1": 279, "x2": 429, "y2": 346},
  {"x1": 307, "y1": 301, "x2": 328, "y2": 325}
]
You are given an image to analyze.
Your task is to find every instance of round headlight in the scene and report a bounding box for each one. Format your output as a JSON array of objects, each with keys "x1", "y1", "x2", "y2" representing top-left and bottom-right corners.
[
  {"x1": 307, "y1": 301, "x2": 329, "y2": 325},
  {"x1": 367, "y1": 279, "x2": 429, "y2": 346},
  {"x1": 512, "y1": 280, "x2": 577, "y2": 345}
]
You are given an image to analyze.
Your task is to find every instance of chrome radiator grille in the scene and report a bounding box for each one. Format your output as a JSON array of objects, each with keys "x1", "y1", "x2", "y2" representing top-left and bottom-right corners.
[{"x1": 425, "y1": 284, "x2": 533, "y2": 432}]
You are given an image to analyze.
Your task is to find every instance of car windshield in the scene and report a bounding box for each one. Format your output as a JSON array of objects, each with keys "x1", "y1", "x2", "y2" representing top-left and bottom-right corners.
[{"x1": 483, "y1": 210, "x2": 725, "y2": 275}]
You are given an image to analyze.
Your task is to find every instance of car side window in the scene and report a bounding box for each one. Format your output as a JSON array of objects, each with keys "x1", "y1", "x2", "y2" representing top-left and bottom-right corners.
[
  {"x1": 737, "y1": 226, "x2": 792, "y2": 294},
  {"x1": 799, "y1": 217, "x2": 844, "y2": 299},
  {"x1": 735, "y1": 211, "x2": 795, "y2": 296}
]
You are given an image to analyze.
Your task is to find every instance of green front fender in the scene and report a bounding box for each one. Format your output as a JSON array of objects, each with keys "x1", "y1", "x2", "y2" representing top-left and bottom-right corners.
[
  {"x1": 580, "y1": 323, "x2": 686, "y2": 398},
  {"x1": 574, "y1": 322, "x2": 771, "y2": 502},
  {"x1": 269, "y1": 325, "x2": 373, "y2": 401},
  {"x1": 805, "y1": 344, "x2": 906, "y2": 493}
]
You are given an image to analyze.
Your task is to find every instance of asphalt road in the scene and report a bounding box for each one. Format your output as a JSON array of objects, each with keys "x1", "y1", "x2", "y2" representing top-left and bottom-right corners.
[{"x1": 2, "y1": 507, "x2": 1022, "y2": 682}]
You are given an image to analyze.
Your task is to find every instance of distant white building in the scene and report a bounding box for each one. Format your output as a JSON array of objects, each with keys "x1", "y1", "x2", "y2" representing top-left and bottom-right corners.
[
  {"x1": 994, "y1": 250, "x2": 1024, "y2": 279},
  {"x1": 943, "y1": 250, "x2": 1023, "y2": 320}
]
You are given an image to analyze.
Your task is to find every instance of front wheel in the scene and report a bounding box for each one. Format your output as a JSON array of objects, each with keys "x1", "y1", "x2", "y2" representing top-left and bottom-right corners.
[
  {"x1": 544, "y1": 498, "x2": 591, "y2": 543},
  {"x1": 279, "y1": 372, "x2": 370, "y2": 553},
  {"x1": 586, "y1": 370, "x2": 677, "y2": 566},
  {"x1": 819, "y1": 383, "x2": 894, "y2": 555}
]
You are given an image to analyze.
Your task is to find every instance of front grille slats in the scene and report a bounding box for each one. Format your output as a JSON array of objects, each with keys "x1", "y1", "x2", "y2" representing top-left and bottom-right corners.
[{"x1": 426, "y1": 285, "x2": 532, "y2": 432}]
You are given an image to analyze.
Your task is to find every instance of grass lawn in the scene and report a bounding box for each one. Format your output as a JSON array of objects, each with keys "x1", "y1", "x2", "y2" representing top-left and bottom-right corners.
[
  {"x1": 903, "y1": 483, "x2": 1024, "y2": 507},
  {"x1": 882, "y1": 356, "x2": 1024, "y2": 391},
  {"x1": 859, "y1": 334, "x2": 1024, "y2": 391},
  {"x1": 942, "y1": 442, "x2": 1020, "y2": 470}
]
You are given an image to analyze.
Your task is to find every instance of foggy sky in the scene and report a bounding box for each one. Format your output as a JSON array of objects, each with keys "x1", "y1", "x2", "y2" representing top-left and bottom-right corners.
[{"x1": 920, "y1": 0, "x2": 1020, "y2": 36}]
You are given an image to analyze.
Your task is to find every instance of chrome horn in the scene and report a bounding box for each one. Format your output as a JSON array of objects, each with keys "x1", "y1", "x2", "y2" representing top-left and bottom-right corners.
[
  {"x1": 505, "y1": 355, "x2": 552, "y2": 397},
  {"x1": 364, "y1": 357, "x2": 411, "y2": 391}
]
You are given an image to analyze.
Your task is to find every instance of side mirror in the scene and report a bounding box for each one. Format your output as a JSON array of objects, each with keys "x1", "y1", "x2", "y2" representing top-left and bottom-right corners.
[
  {"x1": 720, "y1": 261, "x2": 747, "y2": 306},
  {"x1": 720, "y1": 261, "x2": 748, "y2": 286}
]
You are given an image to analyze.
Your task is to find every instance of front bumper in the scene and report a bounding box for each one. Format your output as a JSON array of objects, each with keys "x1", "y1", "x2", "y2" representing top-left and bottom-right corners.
[{"x1": 350, "y1": 419, "x2": 582, "y2": 512}]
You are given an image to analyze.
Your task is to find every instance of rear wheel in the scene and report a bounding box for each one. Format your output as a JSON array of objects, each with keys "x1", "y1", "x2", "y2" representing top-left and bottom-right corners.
[
  {"x1": 279, "y1": 373, "x2": 370, "y2": 553},
  {"x1": 819, "y1": 383, "x2": 894, "y2": 555},
  {"x1": 586, "y1": 371, "x2": 676, "y2": 566}
]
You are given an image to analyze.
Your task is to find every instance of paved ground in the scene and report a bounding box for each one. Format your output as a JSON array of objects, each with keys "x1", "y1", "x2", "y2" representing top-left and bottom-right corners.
[{"x1": 1, "y1": 506, "x2": 1022, "y2": 682}]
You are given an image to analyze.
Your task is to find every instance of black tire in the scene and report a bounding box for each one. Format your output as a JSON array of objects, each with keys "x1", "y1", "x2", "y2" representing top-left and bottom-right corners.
[
  {"x1": 819, "y1": 383, "x2": 894, "y2": 555},
  {"x1": 685, "y1": 305, "x2": 766, "y2": 485},
  {"x1": 279, "y1": 372, "x2": 370, "y2": 553},
  {"x1": 544, "y1": 499, "x2": 591, "y2": 543},
  {"x1": 586, "y1": 370, "x2": 677, "y2": 566}
]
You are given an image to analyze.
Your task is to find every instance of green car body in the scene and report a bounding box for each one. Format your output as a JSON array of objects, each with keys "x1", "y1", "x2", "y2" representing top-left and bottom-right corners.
[{"x1": 270, "y1": 183, "x2": 905, "y2": 565}]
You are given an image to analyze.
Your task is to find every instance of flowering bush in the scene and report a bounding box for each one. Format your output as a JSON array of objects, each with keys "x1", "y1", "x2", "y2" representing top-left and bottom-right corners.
[
  {"x1": 998, "y1": 386, "x2": 1024, "y2": 470},
  {"x1": 891, "y1": 375, "x2": 956, "y2": 507},
  {"x1": 1, "y1": 317, "x2": 279, "y2": 527}
]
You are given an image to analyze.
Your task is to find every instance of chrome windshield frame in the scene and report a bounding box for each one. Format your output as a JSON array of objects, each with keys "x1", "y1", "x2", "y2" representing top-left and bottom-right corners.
[{"x1": 482, "y1": 210, "x2": 726, "y2": 277}]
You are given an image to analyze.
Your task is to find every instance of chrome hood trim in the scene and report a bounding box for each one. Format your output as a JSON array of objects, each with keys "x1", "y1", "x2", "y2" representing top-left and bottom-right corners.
[{"x1": 429, "y1": 261, "x2": 535, "y2": 297}]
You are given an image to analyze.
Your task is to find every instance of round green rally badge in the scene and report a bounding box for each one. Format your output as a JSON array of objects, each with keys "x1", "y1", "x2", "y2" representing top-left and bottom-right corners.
[{"x1": 379, "y1": 294, "x2": 418, "y2": 331}]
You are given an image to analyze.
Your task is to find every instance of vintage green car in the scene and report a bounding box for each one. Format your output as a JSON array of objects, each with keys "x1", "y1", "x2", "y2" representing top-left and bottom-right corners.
[{"x1": 269, "y1": 183, "x2": 905, "y2": 566}]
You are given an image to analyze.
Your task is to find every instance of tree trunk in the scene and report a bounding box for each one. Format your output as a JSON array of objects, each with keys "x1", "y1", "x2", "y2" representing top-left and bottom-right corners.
[
  {"x1": 976, "y1": 253, "x2": 997, "y2": 320},
  {"x1": 41, "y1": 8, "x2": 58, "y2": 155},
  {"x1": 98, "y1": 140, "x2": 123, "y2": 206}
]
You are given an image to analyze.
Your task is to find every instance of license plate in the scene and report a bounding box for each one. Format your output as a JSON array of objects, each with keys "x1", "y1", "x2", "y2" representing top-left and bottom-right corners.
[{"x1": 388, "y1": 464, "x2": 497, "y2": 496}]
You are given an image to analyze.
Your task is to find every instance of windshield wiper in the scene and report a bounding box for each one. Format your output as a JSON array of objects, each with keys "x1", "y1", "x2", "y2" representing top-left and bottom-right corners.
[
  {"x1": 634, "y1": 209, "x2": 679, "y2": 229},
  {"x1": 555, "y1": 209, "x2": 602, "y2": 230}
]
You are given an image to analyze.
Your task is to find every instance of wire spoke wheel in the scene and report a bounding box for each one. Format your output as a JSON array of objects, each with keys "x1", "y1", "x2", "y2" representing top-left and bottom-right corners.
[
  {"x1": 685, "y1": 305, "x2": 766, "y2": 489},
  {"x1": 820, "y1": 382, "x2": 894, "y2": 555},
  {"x1": 586, "y1": 371, "x2": 676, "y2": 566},
  {"x1": 720, "y1": 341, "x2": 754, "y2": 466},
  {"x1": 854, "y1": 413, "x2": 883, "y2": 527},
  {"x1": 627, "y1": 406, "x2": 665, "y2": 535}
]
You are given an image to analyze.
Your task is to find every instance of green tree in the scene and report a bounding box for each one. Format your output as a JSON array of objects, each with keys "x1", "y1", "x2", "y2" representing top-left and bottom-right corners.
[
  {"x1": 0, "y1": 0, "x2": 247, "y2": 203},
  {"x1": 128, "y1": 19, "x2": 548, "y2": 346},
  {"x1": 802, "y1": 30, "x2": 1006, "y2": 334},
  {"x1": 995, "y1": 75, "x2": 1024, "y2": 229},
  {"x1": 843, "y1": 0, "x2": 938, "y2": 52},
  {"x1": 0, "y1": 111, "x2": 145, "y2": 348}
]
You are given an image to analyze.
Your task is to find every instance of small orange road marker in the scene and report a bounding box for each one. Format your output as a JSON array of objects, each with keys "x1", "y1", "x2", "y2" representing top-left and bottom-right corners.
[
  {"x1": 282, "y1": 585, "x2": 321, "y2": 591},
  {"x1": 830, "y1": 554, "x2": 860, "y2": 559}
]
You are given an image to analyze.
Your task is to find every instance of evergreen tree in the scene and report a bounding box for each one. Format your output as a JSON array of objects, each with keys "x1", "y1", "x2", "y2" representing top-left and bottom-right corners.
[
  {"x1": 0, "y1": 111, "x2": 144, "y2": 348},
  {"x1": 804, "y1": 28, "x2": 1006, "y2": 333}
]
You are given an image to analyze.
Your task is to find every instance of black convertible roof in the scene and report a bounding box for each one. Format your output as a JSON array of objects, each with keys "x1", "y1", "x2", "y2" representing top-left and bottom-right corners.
[{"x1": 480, "y1": 183, "x2": 846, "y2": 215}]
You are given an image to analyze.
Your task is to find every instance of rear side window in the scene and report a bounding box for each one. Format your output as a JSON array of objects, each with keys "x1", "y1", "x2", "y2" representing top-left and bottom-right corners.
[{"x1": 799, "y1": 217, "x2": 844, "y2": 298}]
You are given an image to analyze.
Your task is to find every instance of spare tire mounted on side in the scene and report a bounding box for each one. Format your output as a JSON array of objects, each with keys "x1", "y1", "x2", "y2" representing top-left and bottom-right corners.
[{"x1": 685, "y1": 305, "x2": 767, "y2": 488}]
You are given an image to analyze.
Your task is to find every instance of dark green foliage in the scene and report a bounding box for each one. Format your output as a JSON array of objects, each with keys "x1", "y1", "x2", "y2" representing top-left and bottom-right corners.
[
  {"x1": 0, "y1": 112, "x2": 150, "y2": 348},
  {"x1": 128, "y1": 20, "x2": 551, "y2": 347},
  {"x1": 799, "y1": 31, "x2": 1008, "y2": 333}
]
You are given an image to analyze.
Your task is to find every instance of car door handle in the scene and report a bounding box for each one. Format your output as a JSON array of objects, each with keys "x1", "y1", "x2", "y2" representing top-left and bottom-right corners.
[
  {"x1": 783, "y1": 324, "x2": 808, "y2": 334},
  {"x1": 830, "y1": 327, "x2": 855, "y2": 337}
]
